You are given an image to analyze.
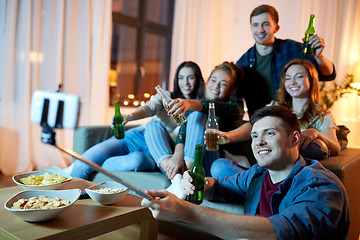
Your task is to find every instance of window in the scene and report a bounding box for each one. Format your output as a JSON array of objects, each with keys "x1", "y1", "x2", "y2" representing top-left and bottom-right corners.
[{"x1": 110, "y1": 0, "x2": 175, "y2": 106}]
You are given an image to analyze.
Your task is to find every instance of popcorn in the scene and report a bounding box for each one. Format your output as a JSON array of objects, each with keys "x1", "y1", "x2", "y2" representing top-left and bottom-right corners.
[{"x1": 92, "y1": 188, "x2": 124, "y2": 194}]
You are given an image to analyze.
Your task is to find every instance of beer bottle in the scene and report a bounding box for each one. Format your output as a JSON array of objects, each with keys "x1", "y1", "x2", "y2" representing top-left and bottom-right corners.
[
  {"x1": 205, "y1": 102, "x2": 219, "y2": 151},
  {"x1": 155, "y1": 85, "x2": 187, "y2": 125},
  {"x1": 186, "y1": 144, "x2": 205, "y2": 205},
  {"x1": 302, "y1": 14, "x2": 315, "y2": 55},
  {"x1": 113, "y1": 100, "x2": 125, "y2": 139}
]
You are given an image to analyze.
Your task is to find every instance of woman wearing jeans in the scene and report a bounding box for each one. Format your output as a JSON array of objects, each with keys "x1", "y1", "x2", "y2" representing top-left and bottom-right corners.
[
  {"x1": 144, "y1": 62, "x2": 246, "y2": 185},
  {"x1": 66, "y1": 61, "x2": 204, "y2": 180}
]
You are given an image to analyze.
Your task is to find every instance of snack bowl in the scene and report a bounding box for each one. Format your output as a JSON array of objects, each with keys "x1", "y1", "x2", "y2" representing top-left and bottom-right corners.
[
  {"x1": 4, "y1": 189, "x2": 81, "y2": 222},
  {"x1": 85, "y1": 181, "x2": 129, "y2": 205},
  {"x1": 12, "y1": 166, "x2": 72, "y2": 190}
]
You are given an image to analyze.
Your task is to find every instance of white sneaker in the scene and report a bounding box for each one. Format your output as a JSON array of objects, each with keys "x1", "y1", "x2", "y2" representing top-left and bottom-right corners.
[{"x1": 166, "y1": 174, "x2": 186, "y2": 199}]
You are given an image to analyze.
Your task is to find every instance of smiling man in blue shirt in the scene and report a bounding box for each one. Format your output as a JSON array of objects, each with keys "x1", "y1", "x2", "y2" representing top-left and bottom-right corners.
[
  {"x1": 142, "y1": 105, "x2": 349, "y2": 240},
  {"x1": 236, "y1": 5, "x2": 336, "y2": 116}
]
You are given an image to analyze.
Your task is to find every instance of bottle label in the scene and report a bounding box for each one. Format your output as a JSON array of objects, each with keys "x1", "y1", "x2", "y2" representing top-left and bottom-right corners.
[{"x1": 303, "y1": 34, "x2": 314, "y2": 55}]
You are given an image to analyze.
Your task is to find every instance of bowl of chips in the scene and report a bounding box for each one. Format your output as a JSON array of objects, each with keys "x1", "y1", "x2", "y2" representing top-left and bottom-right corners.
[
  {"x1": 4, "y1": 189, "x2": 81, "y2": 222},
  {"x1": 12, "y1": 166, "x2": 72, "y2": 190},
  {"x1": 85, "y1": 181, "x2": 129, "y2": 205}
]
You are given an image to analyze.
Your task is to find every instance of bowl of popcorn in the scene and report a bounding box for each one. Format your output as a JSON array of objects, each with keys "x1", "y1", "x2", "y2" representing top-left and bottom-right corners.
[
  {"x1": 85, "y1": 181, "x2": 130, "y2": 205},
  {"x1": 12, "y1": 166, "x2": 72, "y2": 190},
  {"x1": 4, "y1": 189, "x2": 81, "y2": 222}
]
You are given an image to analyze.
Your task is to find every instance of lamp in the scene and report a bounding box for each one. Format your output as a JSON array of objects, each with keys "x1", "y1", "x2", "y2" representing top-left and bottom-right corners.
[{"x1": 351, "y1": 62, "x2": 360, "y2": 90}]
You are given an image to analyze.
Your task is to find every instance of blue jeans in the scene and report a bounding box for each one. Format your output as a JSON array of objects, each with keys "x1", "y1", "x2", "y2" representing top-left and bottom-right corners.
[
  {"x1": 210, "y1": 158, "x2": 247, "y2": 178},
  {"x1": 184, "y1": 111, "x2": 208, "y2": 163},
  {"x1": 144, "y1": 119, "x2": 175, "y2": 167},
  {"x1": 300, "y1": 141, "x2": 330, "y2": 160},
  {"x1": 70, "y1": 126, "x2": 157, "y2": 180},
  {"x1": 144, "y1": 112, "x2": 218, "y2": 176}
]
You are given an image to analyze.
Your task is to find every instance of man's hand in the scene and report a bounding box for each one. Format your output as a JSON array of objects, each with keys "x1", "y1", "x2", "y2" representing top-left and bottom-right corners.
[
  {"x1": 300, "y1": 128, "x2": 320, "y2": 150},
  {"x1": 181, "y1": 171, "x2": 215, "y2": 198},
  {"x1": 309, "y1": 34, "x2": 325, "y2": 57},
  {"x1": 141, "y1": 190, "x2": 189, "y2": 221},
  {"x1": 181, "y1": 170, "x2": 195, "y2": 195}
]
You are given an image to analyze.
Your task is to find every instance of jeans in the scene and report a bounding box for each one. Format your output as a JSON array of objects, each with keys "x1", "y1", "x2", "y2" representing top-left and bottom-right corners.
[
  {"x1": 183, "y1": 111, "x2": 208, "y2": 163},
  {"x1": 144, "y1": 119, "x2": 175, "y2": 167},
  {"x1": 300, "y1": 141, "x2": 330, "y2": 160},
  {"x1": 144, "y1": 112, "x2": 219, "y2": 176},
  {"x1": 70, "y1": 126, "x2": 157, "y2": 180},
  {"x1": 210, "y1": 158, "x2": 247, "y2": 178}
]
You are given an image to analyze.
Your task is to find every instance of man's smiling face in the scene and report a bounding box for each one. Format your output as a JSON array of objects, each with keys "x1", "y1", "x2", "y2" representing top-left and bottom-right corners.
[
  {"x1": 250, "y1": 116, "x2": 295, "y2": 170},
  {"x1": 250, "y1": 12, "x2": 279, "y2": 46}
]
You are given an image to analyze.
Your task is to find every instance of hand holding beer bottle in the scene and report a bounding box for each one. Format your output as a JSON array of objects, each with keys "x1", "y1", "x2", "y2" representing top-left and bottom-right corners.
[
  {"x1": 302, "y1": 14, "x2": 315, "y2": 55},
  {"x1": 205, "y1": 103, "x2": 219, "y2": 151},
  {"x1": 155, "y1": 85, "x2": 187, "y2": 126},
  {"x1": 113, "y1": 100, "x2": 125, "y2": 139},
  {"x1": 185, "y1": 145, "x2": 205, "y2": 205}
]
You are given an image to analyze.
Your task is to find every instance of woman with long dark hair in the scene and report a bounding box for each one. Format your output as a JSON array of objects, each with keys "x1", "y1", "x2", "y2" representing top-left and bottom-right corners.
[{"x1": 66, "y1": 61, "x2": 205, "y2": 179}]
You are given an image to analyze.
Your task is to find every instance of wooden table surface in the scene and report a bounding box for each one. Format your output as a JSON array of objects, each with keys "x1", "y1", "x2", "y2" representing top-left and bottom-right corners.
[{"x1": 0, "y1": 178, "x2": 158, "y2": 240}]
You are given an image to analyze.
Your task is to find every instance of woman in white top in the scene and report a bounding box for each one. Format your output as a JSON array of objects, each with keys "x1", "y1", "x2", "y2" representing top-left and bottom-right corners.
[
  {"x1": 274, "y1": 58, "x2": 340, "y2": 158},
  {"x1": 67, "y1": 61, "x2": 205, "y2": 180}
]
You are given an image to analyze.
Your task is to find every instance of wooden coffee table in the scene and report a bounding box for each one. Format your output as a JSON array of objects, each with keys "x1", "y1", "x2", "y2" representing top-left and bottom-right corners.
[{"x1": 0, "y1": 178, "x2": 158, "y2": 240}]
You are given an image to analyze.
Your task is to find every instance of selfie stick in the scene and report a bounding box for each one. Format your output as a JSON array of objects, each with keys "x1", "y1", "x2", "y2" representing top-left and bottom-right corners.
[
  {"x1": 37, "y1": 92, "x2": 152, "y2": 199},
  {"x1": 40, "y1": 126, "x2": 152, "y2": 199}
]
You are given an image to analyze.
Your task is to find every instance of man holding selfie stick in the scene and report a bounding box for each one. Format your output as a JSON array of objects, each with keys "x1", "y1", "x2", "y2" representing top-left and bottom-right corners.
[{"x1": 141, "y1": 106, "x2": 349, "y2": 239}]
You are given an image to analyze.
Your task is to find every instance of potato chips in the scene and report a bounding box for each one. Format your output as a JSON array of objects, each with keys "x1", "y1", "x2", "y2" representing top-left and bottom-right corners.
[
  {"x1": 11, "y1": 195, "x2": 70, "y2": 209},
  {"x1": 19, "y1": 172, "x2": 67, "y2": 186}
]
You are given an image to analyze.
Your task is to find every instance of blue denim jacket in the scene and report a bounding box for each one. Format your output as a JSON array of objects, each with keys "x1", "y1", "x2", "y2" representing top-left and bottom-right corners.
[{"x1": 214, "y1": 157, "x2": 350, "y2": 240}]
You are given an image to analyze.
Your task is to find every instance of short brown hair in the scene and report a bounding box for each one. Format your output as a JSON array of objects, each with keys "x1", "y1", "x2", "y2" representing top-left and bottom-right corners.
[
  {"x1": 250, "y1": 4, "x2": 279, "y2": 24},
  {"x1": 250, "y1": 105, "x2": 300, "y2": 135}
]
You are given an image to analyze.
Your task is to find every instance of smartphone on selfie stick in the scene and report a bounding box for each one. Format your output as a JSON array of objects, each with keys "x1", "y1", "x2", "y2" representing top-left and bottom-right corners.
[{"x1": 30, "y1": 86, "x2": 152, "y2": 200}]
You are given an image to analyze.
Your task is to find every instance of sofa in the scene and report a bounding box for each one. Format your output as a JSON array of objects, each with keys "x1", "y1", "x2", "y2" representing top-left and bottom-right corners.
[{"x1": 73, "y1": 125, "x2": 360, "y2": 240}]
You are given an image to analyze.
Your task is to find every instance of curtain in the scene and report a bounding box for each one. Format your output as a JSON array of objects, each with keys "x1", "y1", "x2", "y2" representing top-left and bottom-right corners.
[
  {"x1": 0, "y1": 0, "x2": 112, "y2": 175},
  {"x1": 170, "y1": 0, "x2": 360, "y2": 147}
]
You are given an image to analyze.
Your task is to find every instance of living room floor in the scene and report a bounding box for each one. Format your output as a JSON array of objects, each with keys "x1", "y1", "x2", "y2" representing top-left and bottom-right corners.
[{"x1": 0, "y1": 174, "x2": 177, "y2": 240}]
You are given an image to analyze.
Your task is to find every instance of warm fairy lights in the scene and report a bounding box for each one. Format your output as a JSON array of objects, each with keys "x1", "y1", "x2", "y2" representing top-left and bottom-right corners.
[{"x1": 118, "y1": 93, "x2": 153, "y2": 106}]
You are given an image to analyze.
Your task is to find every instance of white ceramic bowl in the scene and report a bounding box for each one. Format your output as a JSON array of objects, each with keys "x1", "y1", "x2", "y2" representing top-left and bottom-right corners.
[
  {"x1": 12, "y1": 166, "x2": 72, "y2": 190},
  {"x1": 85, "y1": 181, "x2": 129, "y2": 205},
  {"x1": 4, "y1": 189, "x2": 81, "y2": 222}
]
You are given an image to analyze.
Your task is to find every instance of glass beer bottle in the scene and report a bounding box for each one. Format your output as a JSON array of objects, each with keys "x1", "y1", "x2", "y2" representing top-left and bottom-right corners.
[
  {"x1": 113, "y1": 100, "x2": 125, "y2": 139},
  {"x1": 155, "y1": 85, "x2": 187, "y2": 125},
  {"x1": 302, "y1": 14, "x2": 315, "y2": 55},
  {"x1": 206, "y1": 102, "x2": 219, "y2": 151},
  {"x1": 186, "y1": 144, "x2": 205, "y2": 205}
]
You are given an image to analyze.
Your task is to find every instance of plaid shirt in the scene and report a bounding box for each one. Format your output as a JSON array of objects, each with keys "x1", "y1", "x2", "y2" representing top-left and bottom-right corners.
[{"x1": 236, "y1": 38, "x2": 336, "y2": 98}]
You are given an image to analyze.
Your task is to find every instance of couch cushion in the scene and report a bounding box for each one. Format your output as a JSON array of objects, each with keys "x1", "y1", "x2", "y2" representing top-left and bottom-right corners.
[{"x1": 320, "y1": 148, "x2": 360, "y2": 181}]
